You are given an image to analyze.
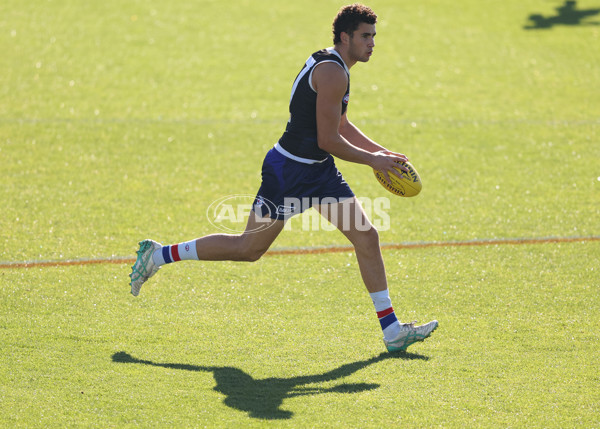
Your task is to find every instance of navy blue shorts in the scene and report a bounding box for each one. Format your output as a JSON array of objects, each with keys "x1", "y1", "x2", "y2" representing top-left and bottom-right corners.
[{"x1": 253, "y1": 147, "x2": 355, "y2": 220}]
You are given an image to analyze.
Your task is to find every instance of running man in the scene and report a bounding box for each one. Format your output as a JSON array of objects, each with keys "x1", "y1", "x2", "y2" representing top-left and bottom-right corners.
[{"x1": 130, "y1": 4, "x2": 438, "y2": 352}]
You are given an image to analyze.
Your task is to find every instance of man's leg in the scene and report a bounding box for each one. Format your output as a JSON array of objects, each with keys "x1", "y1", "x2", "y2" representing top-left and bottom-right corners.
[
  {"x1": 193, "y1": 211, "x2": 285, "y2": 262},
  {"x1": 130, "y1": 212, "x2": 285, "y2": 295},
  {"x1": 316, "y1": 197, "x2": 438, "y2": 352},
  {"x1": 315, "y1": 197, "x2": 386, "y2": 293}
]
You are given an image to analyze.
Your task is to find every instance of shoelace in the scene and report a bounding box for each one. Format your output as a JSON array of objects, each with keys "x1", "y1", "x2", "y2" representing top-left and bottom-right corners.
[{"x1": 401, "y1": 321, "x2": 418, "y2": 328}]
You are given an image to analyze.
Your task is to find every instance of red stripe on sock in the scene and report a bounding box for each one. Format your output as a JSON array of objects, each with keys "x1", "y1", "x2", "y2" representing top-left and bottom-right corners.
[
  {"x1": 171, "y1": 244, "x2": 181, "y2": 262},
  {"x1": 377, "y1": 307, "x2": 394, "y2": 319}
]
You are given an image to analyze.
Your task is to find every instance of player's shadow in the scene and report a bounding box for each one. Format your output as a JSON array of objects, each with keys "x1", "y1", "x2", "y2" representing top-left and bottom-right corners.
[
  {"x1": 112, "y1": 350, "x2": 428, "y2": 420},
  {"x1": 524, "y1": 1, "x2": 600, "y2": 29}
]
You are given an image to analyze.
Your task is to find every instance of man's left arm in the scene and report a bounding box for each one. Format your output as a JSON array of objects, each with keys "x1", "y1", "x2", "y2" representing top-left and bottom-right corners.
[{"x1": 338, "y1": 113, "x2": 406, "y2": 159}]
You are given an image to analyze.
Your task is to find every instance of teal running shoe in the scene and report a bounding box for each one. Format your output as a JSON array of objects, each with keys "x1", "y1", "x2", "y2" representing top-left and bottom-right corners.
[
  {"x1": 129, "y1": 239, "x2": 162, "y2": 296},
  {"x1": 384, "y1": 320, "x2": 438, "y2": 352}
]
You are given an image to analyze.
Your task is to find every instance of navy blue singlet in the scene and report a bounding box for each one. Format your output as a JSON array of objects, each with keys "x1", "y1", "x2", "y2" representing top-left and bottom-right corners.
[{"x1": 278, "y1": 48, "x2": 350, "y2": 162}]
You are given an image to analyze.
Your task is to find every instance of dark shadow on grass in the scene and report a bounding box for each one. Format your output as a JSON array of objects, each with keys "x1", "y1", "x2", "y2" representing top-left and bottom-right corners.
[
  {"x1": 524, "y1": 1, "x2": 600, "y2": 29},
  {"x1": 112, "y1": 350, "x2": 428, "y2": 420}
]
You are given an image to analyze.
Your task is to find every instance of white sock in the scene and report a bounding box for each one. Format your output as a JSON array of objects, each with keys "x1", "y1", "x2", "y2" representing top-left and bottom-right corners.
[
  {"x1": 370, "y1": 289, "x2": 401, "y2": 341},
  {"x1": 152, "y1": 240, "x2": 199, "y2": 267}
]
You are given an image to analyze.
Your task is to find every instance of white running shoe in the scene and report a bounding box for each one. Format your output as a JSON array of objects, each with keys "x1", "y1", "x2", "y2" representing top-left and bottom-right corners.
[
  {"x1": 129, "y1": 239, "x2": 162, "y2": 296},
  {"x1": 384, "y1": 320, "x2": 439, "y2": 352}
]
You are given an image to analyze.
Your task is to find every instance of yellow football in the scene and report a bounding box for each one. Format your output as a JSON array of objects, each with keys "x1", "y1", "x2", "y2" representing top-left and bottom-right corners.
[{"x1": 373, "y1": 161, "x2": 422, "y2": 197}]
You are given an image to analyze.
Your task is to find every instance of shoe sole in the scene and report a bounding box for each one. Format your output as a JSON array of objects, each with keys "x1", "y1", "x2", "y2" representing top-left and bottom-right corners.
[{"x1": 129, "y1": 240, "x2": 155, "y2": 296}]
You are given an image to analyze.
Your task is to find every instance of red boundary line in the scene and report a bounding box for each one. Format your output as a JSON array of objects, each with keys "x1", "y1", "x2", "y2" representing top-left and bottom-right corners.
[
  {"x1": 0, "y1": 236, "x2": 598, "y2": 270},
  {"x1": 268, "y1": 236, "x2": 600, "y2": 256}
]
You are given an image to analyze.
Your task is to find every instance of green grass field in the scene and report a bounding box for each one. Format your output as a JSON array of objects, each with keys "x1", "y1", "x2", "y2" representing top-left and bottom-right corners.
[{"x1": 1, "y1": 0, "x2": 599, "y2": 427}]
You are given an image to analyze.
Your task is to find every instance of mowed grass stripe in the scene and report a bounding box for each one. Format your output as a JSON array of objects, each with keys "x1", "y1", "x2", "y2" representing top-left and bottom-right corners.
[
  {"x1": 2, "y1": 117, "x2": 599, "y2": 126},
  {"x1": 1, "y1": 235, "x2": 598, "y2": 270}
]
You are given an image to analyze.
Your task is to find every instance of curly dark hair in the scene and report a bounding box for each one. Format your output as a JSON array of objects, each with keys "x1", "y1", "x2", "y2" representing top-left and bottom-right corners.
[{"x1": 332, "y1": 3, "x2": 378, "y2": 45}]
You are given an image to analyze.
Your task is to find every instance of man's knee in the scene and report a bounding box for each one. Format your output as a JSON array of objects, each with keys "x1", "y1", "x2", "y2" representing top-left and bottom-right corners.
[
  {"x1": 363, "y1": 224, "x2": 380, "y2": 246},
  {"x1": 240, "y1": 247, "x2": 267, "y2": 262},
  {"x1": 350, "y1": 224, "x2": 380, "y2": 250},
  {"x1": 237, "y1": 237, "x2": 269, "y2": 262}
]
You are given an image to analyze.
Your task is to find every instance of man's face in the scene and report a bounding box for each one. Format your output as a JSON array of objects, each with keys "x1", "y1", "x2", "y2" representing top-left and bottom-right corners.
[{"x1": 348, "y1": 22, "x2": 376, "y2": 63}]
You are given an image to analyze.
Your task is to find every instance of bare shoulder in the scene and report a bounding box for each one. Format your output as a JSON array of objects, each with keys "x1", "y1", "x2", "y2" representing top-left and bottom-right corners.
[{"x1": 312, "y1": 62, "x2": 348, "y2": 94}]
